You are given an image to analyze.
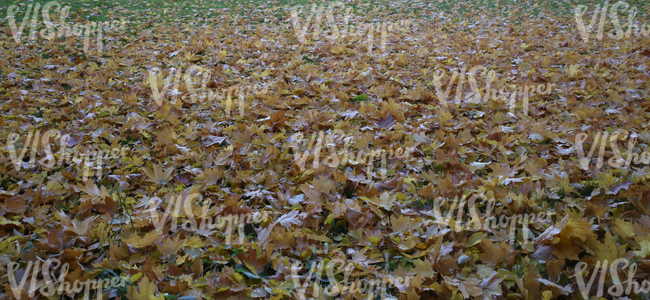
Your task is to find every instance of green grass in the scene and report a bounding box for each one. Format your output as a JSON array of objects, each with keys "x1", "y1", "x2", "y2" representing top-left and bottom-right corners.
[
  {"x1": 0, "y1": 0, "x2": 646, "y2": 23},
  {"x1": 0, "y1": 0, "x2": 301, "y2": 25},
  {"x1": 0, "y1": 0, "x2": 647, "y2": 41}
]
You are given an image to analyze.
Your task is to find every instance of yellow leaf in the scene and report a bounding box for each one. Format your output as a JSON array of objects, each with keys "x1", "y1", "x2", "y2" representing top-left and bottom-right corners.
[
  {"x1": 143, "y1": 163, "x2": 174, "y2": 184},
  {"x1": 138, "y1": 128, "x2": 150, "y2": 138},
  {"x1": 396, "y1": 192, "x2": 408, "y2": 201},
  {"x1": 484, "y1": 139, "x2": 498, "y2": 146},
  {"x1": 0, "y1": 217, "x2": 21, "y2": 226},
  {"x1": 194, "y1": 277, "x2": 208, "y2": 287},
  {"x1": 176, "y1": 254, "x2": 189, "y2": 264},
  {"x1": 269, "y1": 294, "x2": 284, "y2": 300},
  {"x1": 451, "y1": 291, "x2": 463, "y2": 300},
  {"x1": 566, "y1": 64, "x2": 580, "y2": 77},
  {"x1": 551, "y1": 218, "x2": 597, "y2": 260},
  {"x1": 403, "y1": 178, "x2": 417, "y2": 185},
  {"x1": 123, "y1": 230, "x2": 162, "y2": 248},
  {"x1": 130, "y1": 272, "x2": 143, "y2": 283},
  {"x1": 588, "y1": 232, "x2": 619, "y2": 262},
  {"x1": 132, "y1": 156, "x2": 145, "y2": 166},
  {"x1": 217, "y1": 49, "x2": 227, "y2": 60},
  {"x1": 363, "y1": 192, "x2": 397, "y2": 210},
  {"x1": 468, "y1": 232, "x2": 484, "y2": 246},
  {"x1": 612, "y1": 218, "x2": 635, "y2": 240},
  {"x1": 634, "y1": 238, "x2": 650, "y2": 258},
  {"x1": 439, "y1": 110, "x2": 453, "y2": 122},
  {"x1": 183, "y1": 236, "x2": 205, "y2": 248},
  {"x1": 126, "y1": 276, "x2": 164, "y2": 300}
]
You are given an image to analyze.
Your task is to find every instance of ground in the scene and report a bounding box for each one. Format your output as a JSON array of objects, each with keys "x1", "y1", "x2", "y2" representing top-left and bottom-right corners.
[{"x1": 1, "y1": 0, "x2": 650, "y2": 299}]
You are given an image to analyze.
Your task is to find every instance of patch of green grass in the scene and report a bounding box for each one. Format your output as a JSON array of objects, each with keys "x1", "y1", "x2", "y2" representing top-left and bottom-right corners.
[
  {"x1": 0, "y1": 0, "x2": 307, "y2": 25},
  {"x1": 1, "y1": 0, "x2": 648, "y2": 48},
  {"x1": 1, "y1": 0, "x2": 648, "y2": 26}
]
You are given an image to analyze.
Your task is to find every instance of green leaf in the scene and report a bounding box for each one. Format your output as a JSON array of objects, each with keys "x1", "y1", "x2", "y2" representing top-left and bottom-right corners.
[
  {"x1": 352, "y1": 94, "x2": 370, "y2": 102},
  {"x1": 236, "y1": 264, "x2": 261, "y2": 279}
]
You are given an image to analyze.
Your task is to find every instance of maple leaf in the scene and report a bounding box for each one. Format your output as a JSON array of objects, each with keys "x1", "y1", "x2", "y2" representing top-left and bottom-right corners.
[
  {"x1": 74, "y1": 180, "x2": 109, "y2": 202},
  {"x1": 299, "y1": 183, "x2": 325, "y2": 204},
  {"x1": 266, "y1": 110, "x2": 289, "y2": 131},
  {"x1": 35, "y1": 227, "x2": 65, "y2": 253},
  {"x1": 196, "y1": 168, "x2": 221, "y2": 185},
  {"x1": 537, "y1": 278, "x2": 573, "y2": 297},
  {"x1": 479, "y1": 238, "x2": 515, "y2": 267},
  {"x1": 565, "y1": 64, "x2": 580, "y2": 78},
  {"x1": 551, "y1": 218, "x2": 597, "y2": 260},
  {"x1": 443, "y1": 276, "x2": 483, "y2": 298},
  {"x1": 123, "y1": 231, "x2": 163, "y2": 248},
  {"x1": 258, "y1": 210, "x2": 302, "y2": 246},
  {"x1": 586, "y1": 231, "x2": 620, "y2": 262},
  {"x1": 63, "y1": 215, "x2": 98, "y2": 237},
  {"x1": 611, "y1": 218, "x2": 635, "y2": 241},
  {"x1": 202, "y1": 135, "x2": 228, "y2": 147},
  {"x1": 410, "y1": 259, "x2": 437, "y2": 279},
  {"x1": 535, "y1": 214, "x2": 569, "y2": 245},
  {"x1": 143, "y1": 164, "x2": 174, "y2": 184},
  {"x1": 287, "y1": 194, "x2": 304, "y2": 205},
  {"x1": 127, "y1": 276, "x2": 164, "y2": 300},
  {"x1": 340, "y1": 110, "x2": 358, "y2": 119},
  {"x1": 376, "y1": 115, "x2": 397, "y2": 129},
  {"x1": 237, "y1": 249, "x2": 270, "y2": 275},
  {"x1": 489, "y1": 163, "x2": 523, "y2": 185},
  {"x1": 390, "y1": 215, "x2": 420, "y2": 232},
  {"x1": 363, "y1": 192, "x2": 397, "y2": 210},
  {"x1": 347, "y1": 173, "x2": 373, "y2": 185},
  {"x1": 634, "y1": 238, "x2": 650, "y2": 258},
  {"x1": 607, "y1": 181, "x2": 633, "y2": 195},
  {"x1": 276, "y1": 210, "x2": 302, "y2": 227},
  {"x1": 142, "y1": 256, "x2": 165, "y2": 281},
  {"x1": 479, "y1": 273, "x2": 504, "y2": 300},
  {"x1": 157, "y1": 234, "x2": 184, "y2": 257}
]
